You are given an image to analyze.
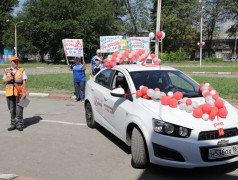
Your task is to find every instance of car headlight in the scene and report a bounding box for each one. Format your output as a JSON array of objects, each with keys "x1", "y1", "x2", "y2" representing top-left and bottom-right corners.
[{"x1": 152, "y1": 118, "x2": 191, "y2": 138}]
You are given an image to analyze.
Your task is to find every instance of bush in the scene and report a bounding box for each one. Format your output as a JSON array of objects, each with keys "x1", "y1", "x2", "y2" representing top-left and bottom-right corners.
[
  {"x1": 169, "y1": 51, "x2": 176, "y2": 62},
  {"x1": 204, "y1": 56, "x2": 223, "y2": 62},
  {"x1": 176, "y1": 48, "x2": 186, "y2": 62},
  {"x1": 159, "y1": 52, "x2": 169, "y2": 61}
]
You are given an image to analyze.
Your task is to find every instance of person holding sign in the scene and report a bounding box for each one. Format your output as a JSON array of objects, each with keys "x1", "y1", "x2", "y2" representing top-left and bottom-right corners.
[
  {"x1": 2, "y1": 56, "x2": 27, "y2": 131},
  {"x1": 89, "y1": 49, "x2": 103, "y2": 75},
  {"x1": 92, "y1": 57, "x2": 105, "y2": 76},
  {"x1": 67, "y1": 56, "x2": 86, "y2": 102}
]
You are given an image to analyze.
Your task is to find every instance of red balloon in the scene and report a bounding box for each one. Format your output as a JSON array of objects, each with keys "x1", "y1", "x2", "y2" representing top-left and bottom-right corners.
[
  {"x1": 156, "y1": 31, "x2": 163, "y2": 39},
  {"x1": 173, "y1": 91, "x2": 183, "y2": 100},
  {"x1": 109, "y1": 62, "x2": 115, "y2": 67},
  {"x1": 136, "y1": 90, "x2": 142, "y2": 97},
  {"x1": 215, "y1": 99, "x2": 224, "y2": 109},
  {"x1": 193, "y1": 108, "x2": 203, "y2": 118},
  {"x1": 209, "y1": 86, "x2": 214, "y2": 91},
  {"x1": 161, "y1": 96, "x2": 171, "y2": 105},
  {"x1": 111, "y1": 56, "x2": 116, "y2": 62},
  {"x1": 212, "y1": 91, "x2": 219, "y2": 100},
  {"x1": 154, "y1": 88, "x2": 160, "y2": 91},
  {"x1": 186, "y1": 99, "x2": 192, "y2": 105},
  {"x1": 204, "y1": 91, "x2": 210, "y2": 98},
  {"x1": 134, "y1": 54, "x2": 139, "y2": 59},
  {"x1": 103, "y1": 59, "x2": 108, "y2": 63},
  {"x1": 212, "y1": 107, "x2": 219, "y2": 113},
  {"x1": 104, "y1": 62, "x2": 110, "y2": 67},
  {"x1": 141, "y1": 86, "x2": 148, "y2": 95},
  {"x1": 143, "y1": 94, "x2": 150, "y2": 99},
  {"x1": 209, "y1": 109, "x2": 217, "y2": 120},
  {"x1": 218, "y1": 107, "x2": 228, "y2": 118},
  {"x1": 202, "y1": 103, "x2": 212, "y2": 114},
  {"x1": 169, "y1": 98, "x2": 178, "y2": 108},
  {"x1": 121, "y1": 55, "x2": 126, "y2": 60},
  {"x1": 151, "y1": 54, "x2": 156, "y2": 59}
]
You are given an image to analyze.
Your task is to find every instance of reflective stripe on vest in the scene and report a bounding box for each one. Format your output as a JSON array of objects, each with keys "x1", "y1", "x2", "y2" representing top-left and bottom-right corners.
[{"x1": 5, "y1": 67, "x2": 24, "y2": 97}]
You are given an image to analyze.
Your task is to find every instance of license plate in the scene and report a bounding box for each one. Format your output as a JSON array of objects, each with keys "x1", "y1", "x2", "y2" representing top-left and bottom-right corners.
[{"x1": 209, "y1": 145, "x2": 238, "y2": 159}]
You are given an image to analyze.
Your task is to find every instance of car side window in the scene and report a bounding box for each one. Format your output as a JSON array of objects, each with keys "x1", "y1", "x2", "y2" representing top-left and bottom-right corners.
[
  {"x1": 95, "y1": 69, "x2": 113, "y2": 88},
  {"x1": 111, "y1": 71, "x2": 130, "y2": 93}
]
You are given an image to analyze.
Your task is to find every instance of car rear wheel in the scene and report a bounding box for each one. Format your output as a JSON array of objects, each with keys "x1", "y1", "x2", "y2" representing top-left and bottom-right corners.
[
  {"x1": 131, "y1": 127, "x2": 149, "y2": 168},
  {"x1": 85, "y1": 102, "x2": 97, "y2": 128}
]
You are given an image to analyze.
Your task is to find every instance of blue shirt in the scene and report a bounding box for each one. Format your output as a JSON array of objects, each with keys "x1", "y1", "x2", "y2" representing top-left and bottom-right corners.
[
  {"x1": 92, "y1": 64, "x2": 105, "y2": 75},
  {"x1": 70, "y1": 63, "x2": 86, "y2": 82}
]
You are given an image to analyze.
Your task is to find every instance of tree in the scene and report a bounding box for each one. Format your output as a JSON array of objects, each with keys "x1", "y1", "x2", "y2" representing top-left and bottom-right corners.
[
  {"x1": 3, "y1": 0, "x2": 123, "y2": 62},
  {"x1": 0, "y1": 0, "x2": 19, "y2": 54},
  {"x1": 151, "y1": 0, "x2": 200, "y2": 58}
]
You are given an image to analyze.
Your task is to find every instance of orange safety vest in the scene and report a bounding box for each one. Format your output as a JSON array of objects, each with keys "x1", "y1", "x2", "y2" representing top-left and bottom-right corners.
[{"x1": 5, "y1": 67, "x2": 24, "y2": 97}]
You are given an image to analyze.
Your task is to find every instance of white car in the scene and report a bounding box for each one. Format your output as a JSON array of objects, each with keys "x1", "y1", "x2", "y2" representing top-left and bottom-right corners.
[{"x1": 84, "y1": 64, "x2": 238, "y2": 168}]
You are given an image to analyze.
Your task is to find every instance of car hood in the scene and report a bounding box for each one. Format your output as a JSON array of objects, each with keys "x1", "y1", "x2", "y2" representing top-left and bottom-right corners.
[{"x1": 141, "y1": 97, "x2": 238, "y2": 130}]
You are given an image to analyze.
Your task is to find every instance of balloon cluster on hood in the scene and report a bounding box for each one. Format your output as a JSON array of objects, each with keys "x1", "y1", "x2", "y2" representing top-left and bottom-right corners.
[
  {"x1": 135, "y1": 83, "x2": 228, "y2": 121},
  {"x1": 103, "y1": 50, "x2": 161, "y2": 68}
]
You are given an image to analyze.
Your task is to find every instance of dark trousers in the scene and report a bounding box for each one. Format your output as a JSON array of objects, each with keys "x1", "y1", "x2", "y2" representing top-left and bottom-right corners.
[
  {"x1": 6, "y1": 96, "x2": 24, "y2": 120},
  {"x1": 74, "y1": 81, "x2": 85, "y2": 101}
]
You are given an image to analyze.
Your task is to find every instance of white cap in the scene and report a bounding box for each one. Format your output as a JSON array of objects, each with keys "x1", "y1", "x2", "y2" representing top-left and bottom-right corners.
[
  {"x1": 96, "y1": 49, "x2": 101, "y2": 54},
  {"x1": 95, "y1": 56, "x2": 101, "y2": 61}
]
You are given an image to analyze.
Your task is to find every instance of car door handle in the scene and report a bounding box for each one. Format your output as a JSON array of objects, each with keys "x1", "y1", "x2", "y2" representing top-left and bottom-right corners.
[{"x1": 104, "y1": 96, "x2": 109, "y2": 101}]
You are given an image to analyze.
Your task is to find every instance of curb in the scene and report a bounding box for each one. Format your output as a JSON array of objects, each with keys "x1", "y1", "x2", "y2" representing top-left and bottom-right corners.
[
  {"x1": 0, "y1": 91, "x2": 74, "y2": 100},
  {"x1": 184, "y1": 71, "x2": 238, "y2": 75}
]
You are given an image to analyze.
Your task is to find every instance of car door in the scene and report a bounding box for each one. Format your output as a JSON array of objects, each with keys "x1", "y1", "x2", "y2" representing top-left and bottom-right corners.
[
  {"x1": 92, "y1": 69, "x2": 113, "y2": 119},
  {"x1": 103, "y1": 70, "x2": 133, "y2": 139}
]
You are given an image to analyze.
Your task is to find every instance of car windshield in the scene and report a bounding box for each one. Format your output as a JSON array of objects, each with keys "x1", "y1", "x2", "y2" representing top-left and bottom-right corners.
[{"x1": 129, "y1": 70, "x2": 202, "y2": 97}]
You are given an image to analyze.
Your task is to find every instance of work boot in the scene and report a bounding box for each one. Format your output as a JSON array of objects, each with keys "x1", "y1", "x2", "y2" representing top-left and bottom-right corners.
[
  {"x1": 16, "y1": 120, "x2": 24, "y2": 131},
  {"x1": 8, "y1": 120, "x2": 16, "y2": 131}
]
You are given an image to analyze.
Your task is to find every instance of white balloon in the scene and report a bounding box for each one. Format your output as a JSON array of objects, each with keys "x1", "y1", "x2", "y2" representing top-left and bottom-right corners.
[
  {"x1": 182, "y1": 97, "x2": 188, "y2": 103},
  {"x1": 153, "y1": 91, "x2": 161, "y2": 99},
  {"x1": 147, "y1": 89, "x2": 154, "y2": 97},
  {"x1": 128, "y1": 53, "x2": 133, "y2": 58},
  {"x1": 205, "y1": 95, "x2": 213, "y2": 102},
  {"x1": 202, "y1": 85, "x2": 209, "y2": 92},
  {"x1": 202, "y1": 114, "x2": 209, "y2": 121},
  {"x1": 179, "y1": 103, "x2": 187, "y2": 111},
  {"x1": 167, "y1": 91, "x2": 173, "y2": 97},
  {"x1": 210, "y1": 90, "x2": 216, "y2": 95},
  {"x1": 205, "y1": 83, "x2": 210, "y2": 87},
  {"x1": 161, "y1": 31, "x2": 166, "y2": 39},
  {"x1": 149, "y1": 32, "x2": 155, "y2": 39},
  {"x1": 116, "y1": 57, "x2": 120, "y2": 62},
  {"x1": 207, "y1": 99, "x2": 215, "y2": 106},
  {"x1": 108, "y1": 55, "x2": 112, "y2": 59},
  {"x1": 191, "y1": 101, "x2": 199, "y2": 108},
  {"x1": 161, "y1": 92, "x2": 166, "y2": 96},
  {"x1": 107, "y1": 57, "x2": 112, "y2": 62},
  {"x1": 141, "y1": 53, "x2": 147, "y2": 58},
  {"x1": 139, "y1": 85, "x2": 144, "y2": 90},
  {"x1": 153, "y1": 57, "x2": 158, "y2": 62},
  {"x1": 117, "y1": 54, "x2": 122, "y2": 58},
  {"x1": 186, "y1": 105, "x2": 194, "y2": 113},
  {"x1": 158, "y1": 59, "x2": 161, "y2": 63}
]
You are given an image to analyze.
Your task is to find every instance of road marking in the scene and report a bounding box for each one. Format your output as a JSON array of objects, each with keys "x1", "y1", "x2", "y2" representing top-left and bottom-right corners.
[{"x1": 41, "y1": 120, "x2": 87, "y2": 126}]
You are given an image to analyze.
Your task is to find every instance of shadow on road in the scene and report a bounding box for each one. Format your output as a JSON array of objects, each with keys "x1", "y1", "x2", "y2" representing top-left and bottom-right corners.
[
  {"x1": 24, "y1": 116, "x2": 43, "y2": 128},
  {"x1": 96, "y1": 125, "x2": 131, "y2": 155},
  {"x1": 138, "y1": 161, "x2": 238, "y2": 180}
]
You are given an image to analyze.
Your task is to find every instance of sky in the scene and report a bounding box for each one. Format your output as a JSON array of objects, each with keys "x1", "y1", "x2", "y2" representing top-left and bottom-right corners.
[{"x1": 13, "y1": 0, "x2": 25, "y2": 15}]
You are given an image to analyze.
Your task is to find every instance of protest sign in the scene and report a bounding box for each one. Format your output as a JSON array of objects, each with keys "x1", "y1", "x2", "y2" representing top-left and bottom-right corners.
[
  {"x1": 128, "y1": 37, "x2": 150, "y2": 52},
  {"x1": 62, "y1": 39, "x2": 84, "y2": 57},
  {"x1": 100, "y1": 36, "x2": 122, "y2": 53}
]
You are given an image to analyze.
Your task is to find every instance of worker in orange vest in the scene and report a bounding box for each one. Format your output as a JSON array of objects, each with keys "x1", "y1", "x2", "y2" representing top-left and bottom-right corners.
[{"x1": 2, "y1": 56, "x2": 27, "y2": 131}]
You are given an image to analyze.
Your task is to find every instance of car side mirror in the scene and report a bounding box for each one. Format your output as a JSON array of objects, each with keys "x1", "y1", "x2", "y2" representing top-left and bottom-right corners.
[{"x1": 110, "y1": 88, "x2": 125, "y2": 97}]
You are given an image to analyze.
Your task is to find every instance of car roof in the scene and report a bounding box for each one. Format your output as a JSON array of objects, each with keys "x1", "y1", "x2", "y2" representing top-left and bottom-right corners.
[{"x1": 113, "y1": 64, "x2": 178, "y2": 72}]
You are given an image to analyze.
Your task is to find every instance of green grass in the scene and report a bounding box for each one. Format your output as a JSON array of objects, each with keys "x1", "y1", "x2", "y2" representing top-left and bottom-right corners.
[
  {"x1": 0, "y1": 62, "x2": 67, "y2": 69},
  {"x1": 163, "y1": 61, "x2": 238, "y2": 66},
  {"x1": 1, "y1": 74, "x2": 237, "y2": 104},
  {"x1": 176, "y1": 67, "x2": 238, "y2": 72},
  {"x1": 191, "y1": 76, "x2": 238, "y2": 103}
]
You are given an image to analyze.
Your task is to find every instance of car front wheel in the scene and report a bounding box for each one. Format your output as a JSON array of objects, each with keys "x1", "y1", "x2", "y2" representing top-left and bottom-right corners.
[
  {"x1": 131, "y1": 127, "x2": 149, "y2": 168},
  {"x1": 85, "y1": 102, "x2": 97, "y2": 128}
]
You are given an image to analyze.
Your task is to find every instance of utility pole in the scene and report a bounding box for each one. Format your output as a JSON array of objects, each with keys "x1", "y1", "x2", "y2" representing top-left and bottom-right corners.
[
  {"x1": 199, "y1": 0, "x2": 204, "y2": 68},
  {"x1": 155, "y1": 0, "x2": 162, "y2": 57}
]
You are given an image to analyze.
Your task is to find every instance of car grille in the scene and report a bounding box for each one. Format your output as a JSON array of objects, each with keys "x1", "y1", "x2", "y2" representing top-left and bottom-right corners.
[{"x1": 198, "y1": 128, "x2": 238, "y2": 141}]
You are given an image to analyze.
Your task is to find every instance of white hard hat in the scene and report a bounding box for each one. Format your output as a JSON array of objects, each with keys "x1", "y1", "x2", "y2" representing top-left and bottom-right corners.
[{"x1": 96, "y1": 49, "x2": 101, "y2": 54}]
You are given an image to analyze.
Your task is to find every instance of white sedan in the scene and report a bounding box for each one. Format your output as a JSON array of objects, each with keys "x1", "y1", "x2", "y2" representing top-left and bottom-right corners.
[{"x1": 84, "y1": 64, "x2": 238, "y2": 168}]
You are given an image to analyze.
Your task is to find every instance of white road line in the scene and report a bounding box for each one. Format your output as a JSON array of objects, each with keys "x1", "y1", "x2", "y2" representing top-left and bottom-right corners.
[{"x1": 41, "y1": 120, "x2": 87, "y2": 126}]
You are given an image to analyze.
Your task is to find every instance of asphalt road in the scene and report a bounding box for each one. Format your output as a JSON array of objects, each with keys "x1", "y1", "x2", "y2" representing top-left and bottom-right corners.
[{"x1": 1, "y1": 97, "x2": 238, "y2": 180}]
